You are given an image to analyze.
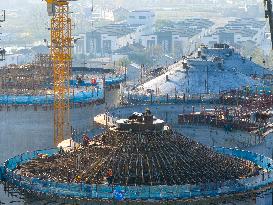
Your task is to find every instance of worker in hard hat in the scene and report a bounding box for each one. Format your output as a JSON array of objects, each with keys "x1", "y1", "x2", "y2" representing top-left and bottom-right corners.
[{"x1": 76, "y1": 175, "x2": 82, "y2": 183}]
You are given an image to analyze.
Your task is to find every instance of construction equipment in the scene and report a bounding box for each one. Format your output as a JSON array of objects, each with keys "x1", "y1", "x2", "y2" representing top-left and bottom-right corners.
[{"x1": 45, "y1": 0, "x2": 75, "y2": 146}]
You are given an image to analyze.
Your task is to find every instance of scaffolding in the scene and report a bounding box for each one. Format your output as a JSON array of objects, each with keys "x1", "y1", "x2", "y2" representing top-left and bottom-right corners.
[
  {"x1": 0, "y1": 55, "x2": 52, "y2": 95},
  {"x1": 179, "y1": 91, "x2": 273, "y2": 140}
]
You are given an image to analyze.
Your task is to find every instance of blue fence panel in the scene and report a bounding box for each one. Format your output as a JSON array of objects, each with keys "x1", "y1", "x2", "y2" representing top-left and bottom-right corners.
[
  {"x1": 125, "y1": 186, "x2": 141, "y2": 200},
  {"x1": 0, "y1": 92, "x2": 105, "y2": 105},
  {"x1": 96, "y1": 184, "x2": 113, "y2": 199},
  {"x1": 105, "y1": 75, "x2": 125, "y2": 86},
  {"x1": 148, "y1": 186, "x2": 162, "y2": 200},
  {"x1": 160, "y1": 185, "x2": 178, "y2": 200},
  {"x1": 0, "y1": 82, "x2": 106, "y2": 105}
]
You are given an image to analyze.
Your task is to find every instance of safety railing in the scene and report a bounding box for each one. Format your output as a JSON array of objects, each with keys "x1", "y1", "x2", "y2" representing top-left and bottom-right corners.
[
  {"x1": 127, "y1": 85, "x2": 273, "y2": 105},
  {"x1": 127, "y1": 93, "x2": 220, "y2": 104},
  {"x1": 1, "y1": 147, "x2": 273, "y2": 201}
]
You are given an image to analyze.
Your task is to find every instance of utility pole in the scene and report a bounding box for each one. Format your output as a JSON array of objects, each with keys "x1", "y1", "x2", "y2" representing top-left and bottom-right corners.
[
  {"x1": 206, "y1": 65, "x2": 209, "y2": 93},
  {"x1": 264, "y1": 8, "x2": 273, "y2": 204},
  {"x1": 0, "y1": 10, "x2": 6, "y2": 61},
  {"x1": 264, "y1": 0, "x2": 273, "y2": 49},
  {"x1": 141, "y1": 64, "x2": 144, "y2": 84}
]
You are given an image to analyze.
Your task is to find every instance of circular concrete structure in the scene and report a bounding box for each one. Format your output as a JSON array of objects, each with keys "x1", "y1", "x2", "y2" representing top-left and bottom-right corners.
[
  {"x1": 1, "y1": 146, "x2": 272, "y2": 202},
  {"x1": 1, "y1": 110, "x2": 272, "y2": 203}
]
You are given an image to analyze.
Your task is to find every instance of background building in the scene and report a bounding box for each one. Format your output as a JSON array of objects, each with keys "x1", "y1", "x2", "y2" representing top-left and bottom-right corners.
[
  {"x1": 139, "y1": 18, "x2": 214, "y2": 56},
  {"x1": 203, "y1": 18, "x2": 266, "y2": 49},
  {"x1": 74, "y1": 10, "x2": 156, "y2": 57}
]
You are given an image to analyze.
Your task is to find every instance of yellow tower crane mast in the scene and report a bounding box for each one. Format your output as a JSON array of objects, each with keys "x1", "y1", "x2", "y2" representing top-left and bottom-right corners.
[{"x1": 45, "y1": 0, "x2": 75, "y2": 146}]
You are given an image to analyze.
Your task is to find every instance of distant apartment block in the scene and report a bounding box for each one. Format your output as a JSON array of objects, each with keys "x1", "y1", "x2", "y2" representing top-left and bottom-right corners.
[
  {"x1": 74, "y1": 15, "x2": 214, "y2": 58},
  {"x1": 127, "y1": 10, "x2": 156, "y2": 27},
  {"x1": 139, "y1": 18, "x2": 214, "y2": 56},
  {"x1": 203, "y1": 18, "x2": 266, "y2": 48},
  {"x1": 74, "y1": 10, "x2": 155, "y2": 57}
]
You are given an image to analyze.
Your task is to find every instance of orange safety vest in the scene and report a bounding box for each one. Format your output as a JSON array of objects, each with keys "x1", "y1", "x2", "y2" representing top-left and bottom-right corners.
[{"x1": 107, "y1": 169, "x2": 113, "y2": 177}]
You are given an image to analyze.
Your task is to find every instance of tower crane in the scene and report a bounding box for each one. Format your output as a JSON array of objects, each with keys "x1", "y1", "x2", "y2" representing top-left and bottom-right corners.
[{"x1": 44, "y1": 0, "x2": 75, "y2": 146}]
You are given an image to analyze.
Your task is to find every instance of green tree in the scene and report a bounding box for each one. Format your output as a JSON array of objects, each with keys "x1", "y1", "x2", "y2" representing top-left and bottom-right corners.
[
  {"x1": 252, "y1": 48, "x2": 265, "y2": 66},
  {"x1": 116, "y1": 57, "x2": 131, "y2": 67},
  {"x1": 266, "y1": 51, "x2": 273, "y2": 70},
  {"x1": 241, "y1": 41, "x2": 256, "y2": 57},
  {"x1": 129, "y1": 52, "x2": 153, "y2": 66},
  {"x1": 147, "y1": 45, "x2": 164, "y2": 58}
]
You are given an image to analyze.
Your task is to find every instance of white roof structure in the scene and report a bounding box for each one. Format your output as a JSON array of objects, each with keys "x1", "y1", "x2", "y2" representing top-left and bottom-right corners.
[{"x1": 135, "y1": 48, "x2": 272, "y2": 95}]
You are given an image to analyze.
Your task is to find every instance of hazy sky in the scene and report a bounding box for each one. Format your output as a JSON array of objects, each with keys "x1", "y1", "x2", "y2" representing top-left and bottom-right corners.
[{"x1": 0, "y1": 0, "x2": 263, "y2": 10}]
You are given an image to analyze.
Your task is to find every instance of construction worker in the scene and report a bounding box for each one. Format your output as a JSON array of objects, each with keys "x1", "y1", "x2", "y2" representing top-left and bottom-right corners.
[
  {"x1": 76, "y1": 175, "x2": 82, "y2": 183},
  {"x1": 106, "y1": 169, "x2": 114, "y2": 186},
  {"x1": 82, "y1": 134, "x2": 90, "y2": 146},
  {"x1": 59, "y1": 146, "x2": 65, "y2": 155}
]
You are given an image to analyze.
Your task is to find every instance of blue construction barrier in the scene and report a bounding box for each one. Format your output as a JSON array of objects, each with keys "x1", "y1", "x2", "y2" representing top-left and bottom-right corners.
[
  {"x1": 71, "y1": 89, "x2": 104, "y2": 104},
  {"x1": 0, "y1": 90, "x2": 104, "y2": 105},
  {"x1": 105, "y1": 75, "x2": 126, "y2": 86},
  {"x1": 70, "y1": 75, "x2": 125, "y2": 87},
  {"x1": 1, "y1": 147, "x2": 273, "y2": 201},
  {"x1": 0, "y1": 75, "x2": 125, "y2": 105}
]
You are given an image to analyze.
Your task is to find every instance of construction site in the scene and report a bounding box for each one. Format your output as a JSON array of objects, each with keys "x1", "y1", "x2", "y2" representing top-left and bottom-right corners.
[
  {"x1": 0, "y1": 50, "x2": 124, "y2": 163},
  {"x1": 12, "y1": 110, "x2": 262, "y2": 187},
  {"x1": 2, "y1": 0, "x2": 273, "y2": 205},
  {"x1": 179, "y1": 93, "x2": 273, "y2": 139}
]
